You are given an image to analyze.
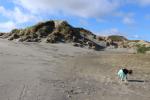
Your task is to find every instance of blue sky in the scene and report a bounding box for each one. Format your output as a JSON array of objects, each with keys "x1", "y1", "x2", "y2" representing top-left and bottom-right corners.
[{"x1": 0, "y1": 0, "x2": 150, "y2": 41}]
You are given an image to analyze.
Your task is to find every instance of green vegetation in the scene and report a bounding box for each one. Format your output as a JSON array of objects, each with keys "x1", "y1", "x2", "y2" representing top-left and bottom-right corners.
[
  {"x1": 11, "y1": 29, "x2": 20, "y2": 34},
  {"x1": 93, "y1": 35, "x2": 96, "y2": 39},
  {"x1": 26, "y1": 26, "x2": 34, "y2": 30},
  {"x1": 108, "y1": 35, "x2": 127, "y2": 41},
  {"x1": 136, "y1": 44, "x2": 150, "y2": 54}
]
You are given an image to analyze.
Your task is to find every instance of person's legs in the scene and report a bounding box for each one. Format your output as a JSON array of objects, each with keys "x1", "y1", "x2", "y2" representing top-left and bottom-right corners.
[{"x1": 124, "y1": 75, "x2": 128, "y2": 82}]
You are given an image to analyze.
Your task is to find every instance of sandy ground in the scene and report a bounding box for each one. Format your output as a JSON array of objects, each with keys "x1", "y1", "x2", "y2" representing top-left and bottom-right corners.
[{"x1": 0, "y1": 39, "x2": 150, "y2": 100}]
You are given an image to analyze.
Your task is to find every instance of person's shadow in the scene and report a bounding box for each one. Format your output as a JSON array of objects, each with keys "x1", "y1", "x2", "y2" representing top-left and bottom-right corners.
[{"x1": 128, "y1": 79, "x2": 145, "y2": 83}]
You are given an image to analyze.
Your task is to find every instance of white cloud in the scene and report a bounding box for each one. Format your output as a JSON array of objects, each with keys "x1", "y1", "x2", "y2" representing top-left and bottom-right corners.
[
  {"x1": 136, "y1": 0, "x2": 150, "y2": 5},
  {"x1": 0, "y1": 5, "x2": 39, "y2": 32},
  {"x1": 0, "y1": 21, "x2": 16, "y2": 32},
  {"x1": 13, "y1": 0, "x2": 122, "y2": 18},
  {"x1": 97, "y1": 28, "x2": 125, "y2": 36},
  {"x1": 128, "y1": 34, "x2": 141, "y2": 40},
  {"x1": 0, "y1": 6, "x2": 5, "y2": 13},
  {"x1": 127, "y1": 0, "x2": 150, "y2": 6},
  {"x1": 0, "y1": 6, "x2": 36, "y2": 24},
  {"x1": 132, "y1": 34, "x2": 140, "y2": 39},
  {"x1": 115, "y1": 12, "x2": 135, "y2": 25},
  {"x1": 11, "y1": 7, "x2": 36, "y2": 23},
  {"x1": 123, "y1": 17, "x2": 135, "y2": 25}
]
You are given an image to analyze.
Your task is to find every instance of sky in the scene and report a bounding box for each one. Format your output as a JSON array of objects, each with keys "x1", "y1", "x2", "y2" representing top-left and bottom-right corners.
[{"x1": 0, "y1": 0, "x2": 150, "y2": 41}]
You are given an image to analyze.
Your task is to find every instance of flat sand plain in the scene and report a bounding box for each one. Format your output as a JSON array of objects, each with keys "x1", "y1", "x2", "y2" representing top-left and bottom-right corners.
[{"x1": 0, "y1": 39, "x2": 150, "y2": 100}]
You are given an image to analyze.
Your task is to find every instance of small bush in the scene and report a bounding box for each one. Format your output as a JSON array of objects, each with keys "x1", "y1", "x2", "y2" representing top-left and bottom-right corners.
[{"x1": 136, "y1": 44, "x2": 150, "y2": 54}]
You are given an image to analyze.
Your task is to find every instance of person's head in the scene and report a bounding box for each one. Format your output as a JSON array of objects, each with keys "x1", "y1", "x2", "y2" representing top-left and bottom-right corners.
[{"x1": 128, "y1": 70, "x2": 133, "y2": 74}]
